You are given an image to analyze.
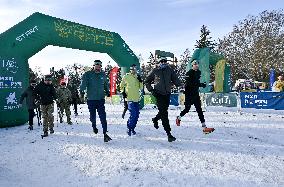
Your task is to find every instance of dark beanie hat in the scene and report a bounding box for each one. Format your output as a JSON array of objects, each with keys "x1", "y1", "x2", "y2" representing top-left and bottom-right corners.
[
  {"x1": 130, "y1": 64, "x2": 137, "y2": 70},
  {"x1": 30, "y1": 79, "x2": 36, "y2": 83},
  {"x1": 93, "y1": 60, "x2": 102, "y2": 65},
  {"x1": 44, "y1": 75, "x2": 52, "y2": 80}
]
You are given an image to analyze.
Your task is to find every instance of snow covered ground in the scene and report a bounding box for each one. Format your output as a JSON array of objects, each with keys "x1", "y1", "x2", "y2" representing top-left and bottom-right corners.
[{"x1": 0, "y1": 103, "x2": 284, "y2": 187}]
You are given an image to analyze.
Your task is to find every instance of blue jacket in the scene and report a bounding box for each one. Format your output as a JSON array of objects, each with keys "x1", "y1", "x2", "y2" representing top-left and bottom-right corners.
[{"x1": 80, "y1": 70, "x2": 109, "y2": 100}]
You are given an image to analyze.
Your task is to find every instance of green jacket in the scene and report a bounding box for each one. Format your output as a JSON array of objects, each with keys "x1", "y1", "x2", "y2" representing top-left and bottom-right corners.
[
  {"x1": 80, "y1": 70, "x2": 109, "y2": 100},
  {"x1": 120, "y1": 73, "x2": 143, "y2": 102}
]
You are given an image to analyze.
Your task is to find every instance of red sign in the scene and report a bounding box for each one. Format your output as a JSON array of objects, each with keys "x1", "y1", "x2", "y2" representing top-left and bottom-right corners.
[{"x1": 109, "y1": 67, "x2": 119, "y2": 96}]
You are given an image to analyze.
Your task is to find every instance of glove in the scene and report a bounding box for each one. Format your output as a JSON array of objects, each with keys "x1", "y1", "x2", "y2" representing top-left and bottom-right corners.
[
  {"x1": 79, "y1": 91, "x2": 85, "y2": 103},
  {"x1": 56, "y1": 99, "x2": 61, "y2": 105},
  {"x1": 80, "y1": 91, "x2": 84, "y2": 98},
  {"x1": 151, "y1": 90, "x2": 158, "y2": 97},
  {"x1": 200, "y1": 82, "x2": 206, "y2": 88},
  {"x1": 106, "y1": 92, "x2": 111, "y2": 97},
  {"x1": 35, "y1": 100, "x2": 40, "y2": 107},
  {"x1": 137, "y1": 75, "x2": 142, "y2": 83},
  {"x1": 68, "y1": 99, "x2": 72, "y2": 105},
  {"x1": 122, "y1": 92, "x2": 127, "y2": 98}
]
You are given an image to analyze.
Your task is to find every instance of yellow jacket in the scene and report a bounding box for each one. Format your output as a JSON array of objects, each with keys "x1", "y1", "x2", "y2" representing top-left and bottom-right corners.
[
  {"x1": 275, "y1": 80, "x2": 284, "y2": 92},
  {"x1": 120, "y1": 73, "x2": 143, "y2": 102}
]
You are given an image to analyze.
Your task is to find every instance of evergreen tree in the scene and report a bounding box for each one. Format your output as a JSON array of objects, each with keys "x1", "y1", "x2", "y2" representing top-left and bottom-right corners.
[
  {"x1": 141, "y1": 52, "x2": 156, "y2": 81},
  {"x1": 50, "y1": 67, "x2": 65, "y2": 87},
  {"x1": 65, "y1": 63, "x2": 84, "y2": 87},
  {"x1": 104, "y1": 62, "x2": 113, "y2": 92},
  {"x1": 140, "y1": 63, "x2": 147, "y2": 82},
  {"x1": 29, "y1": 68, "x2": 40, "y2": 82},
  {"x1": 104, "y1": 61, "x2": 113, "y2": 80},
  {"x1": 30, "y1": 66, "x2": 43, "y2": 83},
  {"x1": 195, "y1": 25, "x2": 216, "y2": 50}
]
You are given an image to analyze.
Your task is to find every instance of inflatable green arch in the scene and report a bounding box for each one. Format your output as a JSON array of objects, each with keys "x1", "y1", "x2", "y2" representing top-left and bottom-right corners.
[
  {"x1": 186, "y1": 48, "x2": 231, "y2": 93},
  {"x1": 0, "y1": 12, "x2": 139, "y2": 127}
]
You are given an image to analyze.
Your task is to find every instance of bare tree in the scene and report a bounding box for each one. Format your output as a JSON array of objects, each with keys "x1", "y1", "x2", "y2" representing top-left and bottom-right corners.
[
  {"x1": 177, "y1": 48, "x2": 191, "y2": 84},
  {"x1": 217, "y1": 9, "x2": 284, "y2": 82}
]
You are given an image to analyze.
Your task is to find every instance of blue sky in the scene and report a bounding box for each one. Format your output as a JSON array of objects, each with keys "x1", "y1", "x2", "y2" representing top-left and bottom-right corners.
[{"x1": 0, "y1": 0, "x2": 283, "y2": 74}]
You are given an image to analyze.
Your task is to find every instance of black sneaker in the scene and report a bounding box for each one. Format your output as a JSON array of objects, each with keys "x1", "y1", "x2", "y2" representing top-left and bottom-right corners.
[
  {"x1": 50, "y1": 129, "x2": 54, "y2": 134},
  {"x1": 167, "y1": 134, "x2": 176, "y2": 142},
  {"x1": 42, "y1": 131, "x2": 48, "y2": 137},
  {"x1": 127, "y1": 129, "x2": 131, "y2": 136},
  {"x1": 131, "y1": 129, "x2": 136, "y2": 135},
  {"x1": 152, "y1": 118, "x2": 159, "y2": 129},
  {"x1": 28, "y1": 125, "x2": 33, "y2": 130},
  {"x1": 93, "y1": 127, "x2": 98, "y2": 134},
  {"x1": 104, "y1": 133, "x2": 112, "y2": 142}
]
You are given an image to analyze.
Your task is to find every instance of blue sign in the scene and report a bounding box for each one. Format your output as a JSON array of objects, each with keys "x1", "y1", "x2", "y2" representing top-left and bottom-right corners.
[
  {"x1": 170, "y1": 94, "x2": 179, "y2": 106},
  {"x1": 269, "y1": 69, "x2": 275, "y2": 90},
  {"x1": 240, "y1": 92, "x2": 284, "y2": 110}
]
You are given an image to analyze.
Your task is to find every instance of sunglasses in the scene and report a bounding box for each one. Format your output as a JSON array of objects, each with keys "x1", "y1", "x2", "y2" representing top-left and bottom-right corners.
[
  {"x1": 94, "y1": 63, "x2": 102, "y2": 66},
  {"x1": 160, "y1": 60, "x2": 167, "y2": 63}
]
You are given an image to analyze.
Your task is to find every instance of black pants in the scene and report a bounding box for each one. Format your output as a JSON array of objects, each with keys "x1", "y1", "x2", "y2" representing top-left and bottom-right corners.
[
  {"x1": 153, "y1": 93, "x2": 171, "y2": 134},
  {"x1": 35, "y1": 107, "x2": 41, "y2": 119},
  {"x1": 28, "y1": 109, "x2": 35, "y2": 125},
  {"x1": 122, "y1": 99, "x2": 128, "y2": 118},
  {"x1": 72, "y1": 98, "x2": 78, "y2": 114},
  {"x1": 180, "y1": 94, "x2": 205, "y2": 123}
]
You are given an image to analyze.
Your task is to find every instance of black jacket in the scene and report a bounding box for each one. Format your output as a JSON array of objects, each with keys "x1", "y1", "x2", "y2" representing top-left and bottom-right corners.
[
  {"x1": 34, "y1": 81, "x2": 57, "y2": 105},
  {"x1": 19, "y1": 86, "x2": 38, "y2": 109},
  {"x1": 68, "y1": 85, "x2": 80, "y2": 99},
  {"x1": 184, "y1": 69, "x2": 205, "y2": 96},
  {"x1": 145, "y1": 65, "x2": 181, "y2": 95}
]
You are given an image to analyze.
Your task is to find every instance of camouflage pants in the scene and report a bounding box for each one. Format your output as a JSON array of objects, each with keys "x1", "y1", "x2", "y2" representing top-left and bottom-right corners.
[
  {"x1": 58, "y1": 102, "x2": 71, "y2": 123},
  {"x1": 41, "y1": 104, "x2": 54, "y2": 132}
]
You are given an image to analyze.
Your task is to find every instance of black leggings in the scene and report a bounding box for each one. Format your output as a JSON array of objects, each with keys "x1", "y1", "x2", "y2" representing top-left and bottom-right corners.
[
  {"x1": 28, "y1": 109, "x2": 35, "y2": 125},
  {"x1": 72, "y1": 98, "x2": 78, "y2": 114},
  {"x1": 180, "y1": 96, "x2": 205, "y2": 123},
  {"x1": 122, "y1": 100, "x2": 128, "y2": 118}
]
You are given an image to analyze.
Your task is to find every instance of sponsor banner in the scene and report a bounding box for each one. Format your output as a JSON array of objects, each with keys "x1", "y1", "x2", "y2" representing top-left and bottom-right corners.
[
  {"x1": 3, "y1": 92, "x2": 21, "y2": 110},
  {"x1": 111, "y1": 95, "x2": 121, "y2": 105},
  {"x1": 205, "y1": 93, "x2": 237, "y2": 107},
  {"x1": 240, "y1": 92, "x2": 284, "y2": 110},
  {"x1": 110, "y1": 67, "x2": 119, "y2": 96}
]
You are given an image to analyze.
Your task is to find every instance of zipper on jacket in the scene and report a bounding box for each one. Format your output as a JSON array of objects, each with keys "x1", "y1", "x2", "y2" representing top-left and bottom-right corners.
[{"x1": 162, "y1": 68, "x2": 167, "y2": 94}]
